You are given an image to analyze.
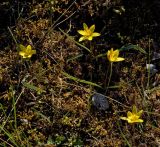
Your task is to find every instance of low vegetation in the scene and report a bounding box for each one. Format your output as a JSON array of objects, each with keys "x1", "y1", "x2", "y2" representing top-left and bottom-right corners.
[{"x1": 0, "y1": 0, "x2": 160, "y2": 146}]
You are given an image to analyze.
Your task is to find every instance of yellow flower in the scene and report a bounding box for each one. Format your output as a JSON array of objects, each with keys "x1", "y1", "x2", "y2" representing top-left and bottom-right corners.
[
  {"x1": 107, "y1": 48, "x2": 125, "y2": 62},
  {"x1": 77, "y1": 23, "x2": 100, "y2": 42},
  {"x1": 19, "y1": 44, "x2": 36, "y2": 59},
  {"x1": 120, "y1": 105, "x2": 143, "y2": 124}
]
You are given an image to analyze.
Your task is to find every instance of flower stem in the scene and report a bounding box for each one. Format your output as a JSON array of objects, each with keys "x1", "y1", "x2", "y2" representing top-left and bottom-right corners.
[{"x1": 105, "y1": 62, "x2": 113, "y2": 93}]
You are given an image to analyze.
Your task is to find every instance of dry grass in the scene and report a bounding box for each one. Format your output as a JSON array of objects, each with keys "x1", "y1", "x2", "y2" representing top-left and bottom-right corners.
[{"x1": 0, "y1": 0, "x2": 160, "y2": 146}]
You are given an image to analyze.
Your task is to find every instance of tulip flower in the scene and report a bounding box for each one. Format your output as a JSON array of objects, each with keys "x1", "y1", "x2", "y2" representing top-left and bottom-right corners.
[
  {"x1": 78, "y1": 23, "x2": 100, "y2": 42},
  {"x1": 105, "y1": 48, "x2": 125, "y2": 91},
  {"x1": 19, "y1": 44, "x2": 36, "y2": 59},
  {"x1": 107, "y1": 48, "x2": 124, "y2": 62},
  {"x1": 120, "y1": 105, "x2": 143, "y2": 124}
]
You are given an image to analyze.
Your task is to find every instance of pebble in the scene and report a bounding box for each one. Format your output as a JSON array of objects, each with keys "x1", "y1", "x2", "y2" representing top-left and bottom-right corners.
[{"x1": 91, "y1": 93, "x2": 109, "y2": 111}]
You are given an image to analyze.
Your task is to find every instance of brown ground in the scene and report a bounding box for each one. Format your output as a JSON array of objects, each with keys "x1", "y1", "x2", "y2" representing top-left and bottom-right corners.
[{"x1": 0, "y1": 0, "x2": 160, "y2": 146}]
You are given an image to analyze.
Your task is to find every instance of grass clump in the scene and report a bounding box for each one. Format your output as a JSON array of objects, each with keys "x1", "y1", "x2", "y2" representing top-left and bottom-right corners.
[{"x1": 0, "y1": 0, "x2": 160, "y2": 146}]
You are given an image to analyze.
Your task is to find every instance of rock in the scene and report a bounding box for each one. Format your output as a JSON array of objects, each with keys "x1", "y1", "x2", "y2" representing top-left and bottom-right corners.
[
  {"x1": 91, "y1": 93, "x2": 109, "y2": 111},
  {"x1": 146, "y1": 64, "x2": 158, "y2": 76}
]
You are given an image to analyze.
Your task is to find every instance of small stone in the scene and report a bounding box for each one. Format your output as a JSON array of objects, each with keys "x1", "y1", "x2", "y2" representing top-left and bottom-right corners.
[
  {"x1": 146, "y1": 64, "x2": 158, "y2": 76},
  {"x1": 91, "y1": 93, "x2": 109, "y2": 111},
  {"x1": 152, "y1": 52, "x2": 160, "y2": 61},
  {"x1": 20, "y1": 119, "x2": 29, "y2": 124}
]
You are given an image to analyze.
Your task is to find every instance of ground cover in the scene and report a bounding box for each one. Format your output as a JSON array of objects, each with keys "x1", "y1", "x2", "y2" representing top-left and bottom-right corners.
[{"x1": 0, "y1": 0, "x2": 160, "y2": 146}]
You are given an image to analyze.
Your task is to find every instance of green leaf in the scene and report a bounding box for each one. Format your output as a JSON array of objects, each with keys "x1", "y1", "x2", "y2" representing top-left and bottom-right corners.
[
  {"x1": 22, "y1": 82, "x2": 45, "y2": 94},
  {"x1": 54, "y1": 135, "x2": 65, "y2": 145},
  {"x1": 59, "y1": 28, "x2": 91, "y2": 53},
  {"x1": 119, "y1": 44, "x2": 147, "y2": 54},
  {"x1": 67, "y1": 54, "x2": 83, "y2": 63},
  {"x1": 47, "y1": 136, "x2": 54, "y2": 145},
  {"x1": 32, "y1": 108, "x2": 51, "y2": 123},
  {"x1": 62, "y1": 72, "x2": 102, "y2": 88},
  {"x1": 95, "y1": 53, "x2": 106, "y2": 59}
]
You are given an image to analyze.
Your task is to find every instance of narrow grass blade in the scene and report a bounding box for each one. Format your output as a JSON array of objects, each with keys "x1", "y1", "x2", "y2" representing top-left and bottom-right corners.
[
  {"x1": 8, "y1": 27, "x2": 18, "y2": 46},
  {"x1": 67, "y1": 54, "x2": 83, "y2": 63},
  {"x1": 12, "y1": 93, "x2": 17, "y2": 129},
  {"x1": 95, "y1": 53, "x2": 106, "y2": 59},
  {"x1": 0, "y1": 127, "x2": 19, "y2": 147},
  {"x1": 59, "y1": 28, "x2": 91, "y2": 53},
  {"x1": 22, "y1": 82, "x2": 38, "y2": 91},
  {"x1": 119, "y1": 44, "x2": 147, "y2": 54},
  {"x1": 22, "y1": 82, "x2": 45, "y2": 94},
  {"x1": 32, "y1": 108, "x2": 51, "y2": 124},
  {"x1": 117, "y1": 122, "x2": 132, "y2": 147},
  {"x1": 0, "y1": 103, "x2": 7, "y2": 118},
  {"x1": 62, "y1": 72, "x2": 102, "y2": 88}
]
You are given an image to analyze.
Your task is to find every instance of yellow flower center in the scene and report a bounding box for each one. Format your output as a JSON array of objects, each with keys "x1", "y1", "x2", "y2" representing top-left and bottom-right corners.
[
  {"x1": 86, "y1": 29, "x2": 92, "y2": 36},
  {"x1": 108, "y1": 52, "x2": 118, "y2": 61},
  {"x1": 26, "y1": 49, "x2": 32, "y2": 55},
  {"x1": 129, "y1": 114, "x2": 139, "y2": 121}
]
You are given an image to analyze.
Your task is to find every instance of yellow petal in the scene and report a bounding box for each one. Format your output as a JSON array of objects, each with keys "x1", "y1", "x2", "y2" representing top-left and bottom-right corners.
[
  {"x1": 78, "y1": 30, "x2": 88, "y2": 36},
  {"x1": 113, "y1": 50, "x2": 119, "y2": 58},
  {"x1": 79, "y1": 36, "x2": 85, "y2": 42},
  {"x1": 116, "y1": 57, "x2": 125, "y2": 62},
  {"x1": 19, "y1": 51, "x2": 27, "y2": 58},
  {"x1": 83, "y1": 23, "x2": 88, "y2": 30},
  {"x1": 19, "y1": 51, "x2": 25, "y2": 57},
  {"x1": 109, "y1": 48, "x2": 114, "y2": 56},
  {"x1": 88, "y1": 36, "x2": 93, "y2": 41},
  {"x1": 132, "y1": 105, "x2": 137, "y2": 114},
  {"x1": 107, "y1": 50, "x2": 111, "y2": 59},
  {"x1": 31, "y1": 50, "x2": 36, "y2": 55},
  {"x1": 128, "y1": 118, "x2": 144, "y2": 123},
  {"x1": 92, "y1": 32, "x2": 101, "y2": 37},
  {"x1": 89, "y1": 24, "x2": 95, "y2": 32},
  {"x1": 136, "y1": 119, "x2": 143, "y2": 123},
  {"x1": 127, "y1": 119, "x2": 135, "y2": 123},
  {"x1": 107, "y1": 50, "x2": 110, "y2": 56},
  {"x1": 19, "y1": 44, "x2": 26, "y2": 51},
  {"x1": 110, "y1": 48, "x2": 114, "y2": 52},
  {"x1": 27, "y1": 55, "x2": 32, "y2": 58},
  {"x1": 127, "y1": 111, "x2": 132, "y2": 117},
  {"x1": 120, "y1": 117, "x2": 128, "y2": 120},
  {"x1": 26, "y1": 45, "x2": 32, "y2": 50},
  {"x1": 137, "y1": 110, "x2": 143, "y2": 116}
]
